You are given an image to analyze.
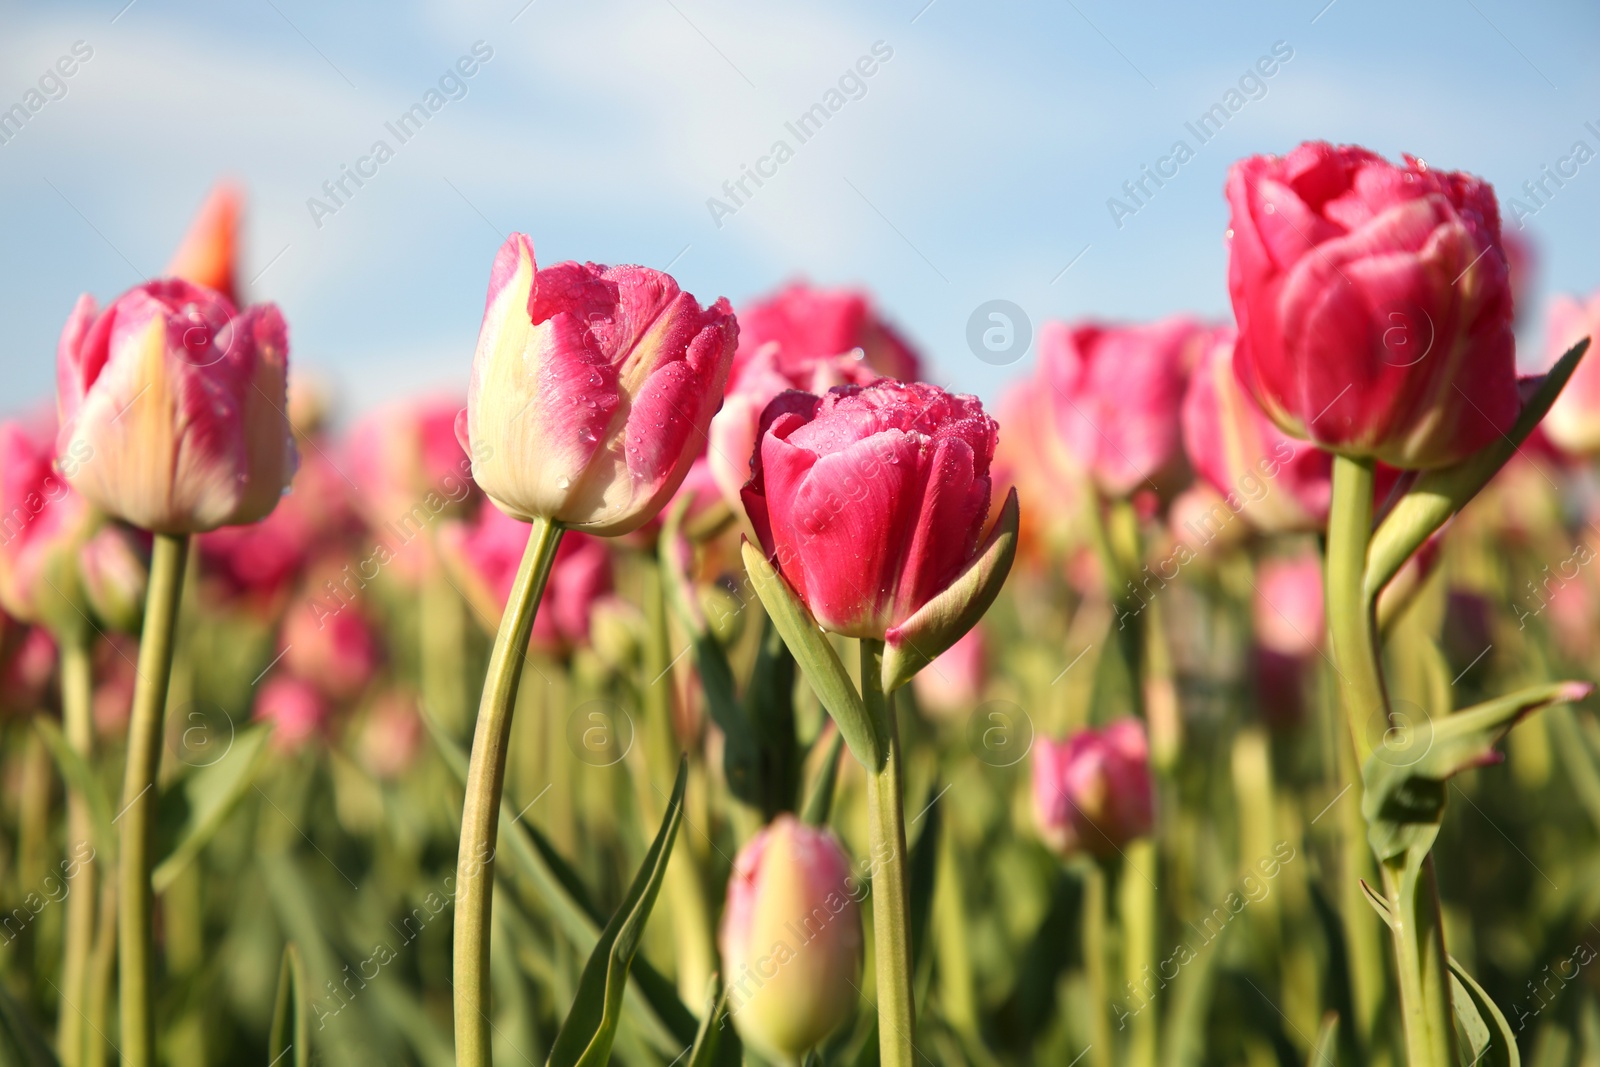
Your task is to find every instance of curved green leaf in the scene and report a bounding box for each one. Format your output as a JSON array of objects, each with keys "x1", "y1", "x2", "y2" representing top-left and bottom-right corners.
[
  {"x1": 269, "y1": 942, "x2": 309, "y2": 1067},
  {"x1": 1448, "y1": 954, "x2": 1520, "y2": 1067},
  {"x1": 546, "y1": 757, "x2": 688, "y2": 1067},
  {"x1": 33, "y1": 718, "x2": 115, "y2": 863}
]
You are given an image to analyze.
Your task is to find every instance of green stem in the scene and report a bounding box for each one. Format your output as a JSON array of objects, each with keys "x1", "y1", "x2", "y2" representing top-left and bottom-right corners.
[
  {"x1": 117, "y1": 532, "x2": 189, "y2": 1067},
  {"x1": 861, "y1": 639, "x2": 915, "y2": 1067},
  {"x1": 1082, "y1": 862, "x2": 1111, "y2": 1067},
  {"x1": 452, "y1": 516, "x2": 563, "y2": 1067},
  {"x1": 1326, "y1": 456, "x2": 1455, "y2": 1066},
  {"x1": 1118, "y1": 841, "x2": 1158, "y2": 1066},
  {"x1": 1326, "y1": 456, "x2": 1381, "y2": 767},
  {"x1": 58, "y1": 635, "x2": 95, "y2": 1067}
]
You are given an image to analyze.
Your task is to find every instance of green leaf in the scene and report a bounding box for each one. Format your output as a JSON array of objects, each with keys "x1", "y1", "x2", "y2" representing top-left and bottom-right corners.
[
  {"x1": 269, "y1": 942, "x2": 310, "y2": 1067},
  {"x1": 153, "y1": 724, "x2": 271, "y2": 893},
  {"x1": 882, "y1": 487, "x2": 1018, "y2": 693},
  {"x1": 0, "y1": 982, "x2": 60, "y2": 1067},
  {"x1": 743, "y1": 617, "x2": 802, "y2": 820},
  {"x1": 1307, "y1": 1012, "x2": 1339, "y2": 1067},
  {"x1": 741, "y1": 540, "x2": 882, "y2": 771},
  {"x1": 546, "y1": 757, "x2": 688, "y2": 1067},
  {"x1": 1365, "y1": 337, "x2": 1590, "y2": 603},
  {"x1": 418, "y1": 708, "x2": 699, "y2": 1051},
  {"x1": 1361, "y1": 681, "x2": 1593, "y2": 860},
  {"x1": 32, "y1": 718, "x2": 115, "y2": 863},
  {"x1": 684, "y1": 976, "x2": 733, "y2": 1067},
  {"x1": 1448, "y1": 954, "x2": 1520, "y2": 1067}
]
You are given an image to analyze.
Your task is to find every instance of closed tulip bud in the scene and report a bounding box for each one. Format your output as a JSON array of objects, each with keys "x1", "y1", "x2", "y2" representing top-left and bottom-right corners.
[
  {"x1": 734, "y1": 281, "x2": 921, "y2": 384},
  {"x1": 1182, "y1": 328, "x2": 1333, "y2": 532},
  {"x1": 1539, "y1": 292, "x2": 1600, "y2": 455},
  {"x1": 1032, "y1": 718, "x2": 1154, "y2": 857},
  {"x1": 461, "y1": 233, "x2": 737, "y2": 535},
  {"x1": 742, "y1": 380, "x2": 1000, "y2": 640},
  {"x1": 166, "y1": 182, "x2": 243, "y2": 307},
  {"x1": 1225, "y1": 142, "x2": 1518, "y2": 469},
  {"x1": 0, "y1": 420, "x2": 93, "y2": 635},
  {"x1": 720, "y1": 815, "x2": 862, "y2": 1060},
  {"x1": 79, "y1": 524, "x2": 149, "y2": 634},
  {"x1": 56, "y1": 279, "x2": 297, "y2": 534}
]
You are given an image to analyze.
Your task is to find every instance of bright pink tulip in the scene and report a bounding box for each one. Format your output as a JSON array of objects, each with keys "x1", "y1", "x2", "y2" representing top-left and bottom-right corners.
[
  {"x1": 438, "y1": 505, "x2": 612, "y2": 653},
  {"x1": 720, "y1": 814, "x2": 862, "y2": 1059},
  {"x1": 1225, "y1": 141, "x2": 1517, "y2": 469},
  {"x1": 743, "y1": 380, "x2": 998, "y2": 640},
  {"x1": 1540, "y1": 292, "x2": 1600, "y2": 454},
  {"x1": 167, "y1": 182, "x2": 243, "y2": 307},
  {"x1": 56, "y1": 279, "x2": 296, "y2": 533},
  {"x1": 993, "y1": 375, "x2": 1085, "y2": 561},
  {"x1": 734, "y1": 281, "x2": 920, "y2": 384},
  {"x1": 708, "y1": 342, "x2": 876, "y2": 514},
  {"x1": 1037, "y1": 317, "x2": 1203, "y2": 497},
  {"x1": 1182, "y1": 328, "x2": 1332, "y2": 532},
  {"x1": 460, "y1": 233, "x2": 737, "y2": 535},
  {"x1": 254, "y1": 675, "x2": 330, "y2": 750},
  {"x1": 0, "y1": 419, "x2": 92, "y2": 630},
  {"x1": 280, "y1": 594, "x2": 381, "y2": 702},
  {"x1": 1032, "y1": 718, "x2": 1154, "y2": 857}
]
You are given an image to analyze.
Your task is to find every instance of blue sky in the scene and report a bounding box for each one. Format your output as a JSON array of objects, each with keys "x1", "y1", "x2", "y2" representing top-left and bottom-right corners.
[{"x1": 2, "y1": 0, "x2": 1598, "y2": 419}]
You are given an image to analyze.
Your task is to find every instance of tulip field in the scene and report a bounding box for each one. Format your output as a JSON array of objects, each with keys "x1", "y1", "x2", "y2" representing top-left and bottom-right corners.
[{"x1": 9, "y1": 61, "x2": 1600, "y2": 1067}]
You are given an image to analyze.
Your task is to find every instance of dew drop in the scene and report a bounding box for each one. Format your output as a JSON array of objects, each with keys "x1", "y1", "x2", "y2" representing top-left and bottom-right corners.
[
  {"x1": 1263, "y1": 203, "x2": 1276, "y2": 214},
  {"x1": 1224, "y1": 228, "x2": 1234, "y2": 241},
  {"x1": 556, "y1": 476, "x2": 571, "y2": 490}
]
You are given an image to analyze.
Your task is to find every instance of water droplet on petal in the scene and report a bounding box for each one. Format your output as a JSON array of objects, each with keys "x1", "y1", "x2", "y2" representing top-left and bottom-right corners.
[
  {"x1": 1263, "y1": 203, "x2": 1276, "y2": 214},
  {"x1": 556, "y1": 476, "x2": 571, "y2": 490}
]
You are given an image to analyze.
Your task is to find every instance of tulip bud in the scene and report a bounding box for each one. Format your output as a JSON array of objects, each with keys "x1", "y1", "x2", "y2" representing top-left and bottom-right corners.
[
  {"x1": 357, "y1": 690, "x2": 424, "y2": 780},
  {"x1": 1225, "y1": 142, "x2": 1517, "y2": 469},
  {"x1": 911, "y1": 626, "x2": 986, "y2": 718},
  {"x1": 1037, "y1": 317, "x2": 1203, "y2": 498},
  {"x1": 1539, "y1": 291, "x2": 1600, "y2": 455},
  {"x1": 1032, "y1": 719, "x2": 1154, "y2": 857},
  {"x1": 460, "y1": 233, "x2": 737, "y2": 535},
  {"x1": 719, "y1": 815, "x2": 862, "y2": 1059},
  {"x1": 1253, "y1": 553, "x2": 1325, "y2": 659},
  {"x1": 56, "y1": 279, "x2": 297, "y2": 534},
  {"x1": 79, "y1": 524, "x2": 150, "y2": 634}
]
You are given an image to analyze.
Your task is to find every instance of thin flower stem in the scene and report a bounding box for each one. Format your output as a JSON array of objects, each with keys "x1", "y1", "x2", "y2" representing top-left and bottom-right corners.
[
  {"x1": 58, "y1": 633, "x2": 96, "y2": 1067},
  {"x1": 1326, "y1": 455, "x2": 1454, "y2": 1066},
  {"x1": 861, "y1": 639, "x2": 916, "y2": 1067},
  {"x1": 117, "y1": 532, "x2": 190, "y2": 1067},
  {"x1": 453, "y1": 516, "x2": 564, "y2": 1067},
  {"x1": 1082, "y1": 861, "x2": 1112, "y2": 1067}
]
